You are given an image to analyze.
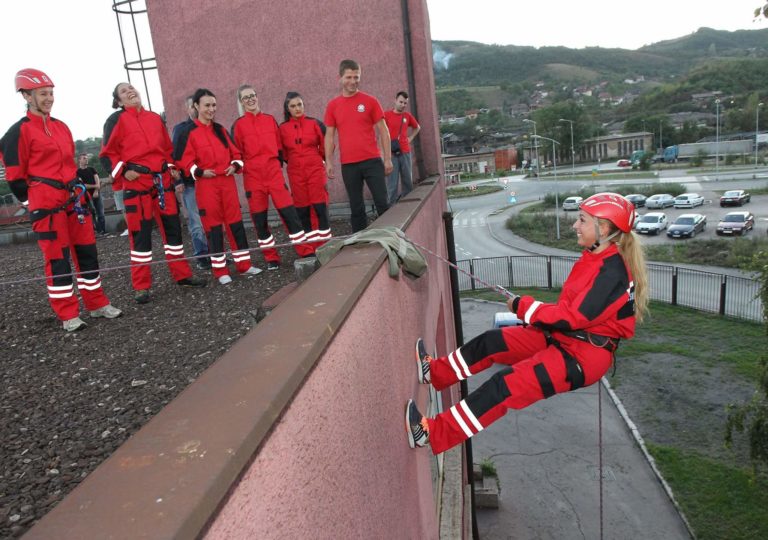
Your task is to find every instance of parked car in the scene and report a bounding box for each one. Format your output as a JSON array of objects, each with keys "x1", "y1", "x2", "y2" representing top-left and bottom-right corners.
[
  {"x1": 719, "y1": 190, "x2": 751, "y2": 207},
  {"x1": 716, "y1": 211, "x2": 755, "y2": 236},
  {"x1": 616, "y1": 159, "x2": 631, "y2": 167},
  {"x1": 625, "y1": 194, "x2": 647, "y2": 208},
  {"x1": 667, "y1": 213, "x2": 707, "y2": 238},
  {"x1": 674, "y1": 193, "x2": 704, "y2": 208},
  {"x1": 634, "y1": 212, "x2": 668, "y2": 235},
  {"x1": 562, "y1": 196, "x2": 583, "y2": 211},
  {"x1": 645, "y1": 193, "x2": 675, "y2": 209}
]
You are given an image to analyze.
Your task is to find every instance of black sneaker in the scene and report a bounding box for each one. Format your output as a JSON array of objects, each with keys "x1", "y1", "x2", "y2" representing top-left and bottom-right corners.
[
  {"x1": 405, "y1": 399, "x2": 430, "y2": 449},
  {"x1": 177, "y1": 276, "x2": 207, "y2": 287},
  {"x1": 135, "y1": 289, "x2": 151, "y2": 304},
  {"x1": 195, "y1": 258, "x2": 212, "y2": 270},
  {"x1": 416, "y1": 338, "x2": 431, "y2": 384},
  {"x1": 267, "y1": 261, "x2": 280, "y2": 271}
]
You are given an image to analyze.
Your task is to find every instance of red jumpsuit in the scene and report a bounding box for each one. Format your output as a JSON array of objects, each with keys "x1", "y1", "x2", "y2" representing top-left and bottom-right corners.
[
  {"x1": 100, "y1": 107, "x2": 193, "y2": 291},
  {"x1": 426, "y1": 244, "x2": 635, "y2": 454},
  {"x1": 231, "y1": 112, "x2": 312, "y2": 262},
  {"x1": 0, "y1": 111, "x2": 112, "y2": 321},
  {"x1": 279, "y1": 115, "x2": 331, "y2": 249},
  {"x1": 175, "y1": 119, "x2": 252, "y2": 279}
]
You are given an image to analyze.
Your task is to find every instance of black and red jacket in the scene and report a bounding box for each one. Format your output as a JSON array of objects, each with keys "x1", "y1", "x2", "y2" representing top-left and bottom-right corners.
[
  {"x1": 231, "y1": 111, "x2": 282, "y2": 167},
  {"x1": 174, "y1": 119, "x2": 242, "y2": 178},
  {"x1": 279, "y1": 115, "x2": 325, "y2": 165},
  {"x1": 100, "y1": 107, "x2": 175, "y2": 190},
  {"x1": 513, "y1": 243, "x2": 636, "y2": 339},
  {"x1": 0, "y1": 111, "x2": 77, "y2": 207}
]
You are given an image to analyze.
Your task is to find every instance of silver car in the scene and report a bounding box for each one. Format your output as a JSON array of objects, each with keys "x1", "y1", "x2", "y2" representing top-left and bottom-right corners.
[
  {"x1": 646, "y1": 194, "x2": 675, "y2": 209},
  {"x1": 562, "y1": 196, "x2": 583, "y2": 211},
  {"x1": 635, "y1": 212, "x2": 668, "y2": 235}
]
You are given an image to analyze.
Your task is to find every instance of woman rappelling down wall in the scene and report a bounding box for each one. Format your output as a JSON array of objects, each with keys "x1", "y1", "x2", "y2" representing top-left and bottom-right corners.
[{"x1": 405, "y1": 193, "x2": 649, "y2": 454}]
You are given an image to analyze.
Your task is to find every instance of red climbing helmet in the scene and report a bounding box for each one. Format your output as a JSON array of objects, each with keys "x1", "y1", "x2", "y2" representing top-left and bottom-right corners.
[
  {"x1": 580, "y1": 192, "x2": 635, "y2": 233},
  {"x1": 15, "y1": 68, "x2": 54, "y2": 92}
]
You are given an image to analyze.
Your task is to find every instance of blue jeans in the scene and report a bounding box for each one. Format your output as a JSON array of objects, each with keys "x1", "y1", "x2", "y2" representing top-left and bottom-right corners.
[
  {"x1": 386, "y1": 152, "x2": 413, "y2": 206},
  {"x1": 91, "y1": 194, "x2": 106, "y2": 234},
  {"x1": 182, "y1": 184, "x2": 208, "y2": 257}
]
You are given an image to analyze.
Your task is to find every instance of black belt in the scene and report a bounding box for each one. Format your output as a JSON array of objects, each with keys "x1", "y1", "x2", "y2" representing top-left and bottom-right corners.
[
  {"x1": 552, "y1": 329, "x2": 620, "y2": 352},
  {"x1": 125, "y1": 162, "x2": 167, "y2": 175},
  {"x1": 29, "y1": 176, "x2": 75, "y2": 190},
  {"x1": 123, "y1": 188, "x2": 156, "y2": 199}
]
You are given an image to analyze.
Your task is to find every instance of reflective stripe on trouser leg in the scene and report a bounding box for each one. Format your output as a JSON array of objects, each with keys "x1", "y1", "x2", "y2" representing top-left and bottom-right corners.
[
  {"x1": 227, "y1": 220, "x2": 253, "y2": 273},
  {"x1": 126, "y1": 194, "x2": 154, "y2": 291},
  {"x1": 34, "y1": 213, "x2": 79, "y2": 321},
  {"x1": 429, "y1": 329, "x2": 509, "y2": 391},
  {"x1": 158, "y1": 205, "x2": 192, "y2": 282},
  {"x1": 277, "y1": 205, "x2": 314, "y2": 257},
  {"x1": 251, "y1": 210, "x2": 280, "y2": 263},
  {"x1": 207, "y1": 225, "x2": 228, "y2": 279},
  {"x1": 71, "y1": 240, "x2": 109, "y2": 311},
  {"x1": 427, "y1": 367, "x2": 513, "y2": 455}
]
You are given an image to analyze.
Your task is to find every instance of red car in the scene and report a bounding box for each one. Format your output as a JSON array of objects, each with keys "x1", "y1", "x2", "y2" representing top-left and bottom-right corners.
[{"x1": 616, "y1": 159, "x2": 631, "y2": 167}]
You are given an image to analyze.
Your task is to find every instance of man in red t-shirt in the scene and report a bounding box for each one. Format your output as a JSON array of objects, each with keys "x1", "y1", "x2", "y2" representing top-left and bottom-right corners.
[
  {"x1": 383, "y1": 91, "x2": 420, "y2": 206},
  {"x1": 324, "y1": 59, "x2": 392, "y2": 232}
]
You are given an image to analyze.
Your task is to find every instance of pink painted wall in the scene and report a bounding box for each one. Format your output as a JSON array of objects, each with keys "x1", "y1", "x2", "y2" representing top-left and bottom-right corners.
[
  {"x1": 146, "y1": 0, "x2": 443, "y2": 204},
  {"x1": 203, "y1": 182, "x2": 456, "y2": 538}
]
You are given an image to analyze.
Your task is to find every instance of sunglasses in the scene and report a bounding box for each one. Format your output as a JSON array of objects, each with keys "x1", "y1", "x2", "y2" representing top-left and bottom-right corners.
[{"x1": 240, "y1": 93, "x2": 257, "y2": 102}]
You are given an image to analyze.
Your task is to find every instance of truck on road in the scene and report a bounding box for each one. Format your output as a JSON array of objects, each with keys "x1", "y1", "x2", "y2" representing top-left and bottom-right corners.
[{"x1": 662, "y1": 140, "x2": 752, "y2": 162}]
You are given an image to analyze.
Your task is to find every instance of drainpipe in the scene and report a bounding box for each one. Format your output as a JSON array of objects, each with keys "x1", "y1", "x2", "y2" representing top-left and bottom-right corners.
[
  {"x1": 400, "y1": 0, "x2": 426, "y2": 182},
  {"x1": 443, "y1": 211, "x2": 479, "y2": 540}
]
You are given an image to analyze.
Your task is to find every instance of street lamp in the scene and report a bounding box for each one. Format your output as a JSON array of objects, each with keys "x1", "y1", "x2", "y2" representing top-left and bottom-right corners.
[
  {"x1": 559, "y1": 118, "x2": 575, "y2": 177},
  {"x1": 523, "y1": 119, "x2": 539, "y2": 179},
  {"x1": 756, "y1": 102, "x2": 764, "y2": 167},
  {"x1": 533, "y1": 134, "x2": 561, "y2": 239},
  {"x1": 715, "y1": 98, "x2": 721, "y2": 178}
]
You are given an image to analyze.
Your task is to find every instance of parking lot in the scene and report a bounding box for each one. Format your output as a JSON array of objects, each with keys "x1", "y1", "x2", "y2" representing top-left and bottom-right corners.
[{"x1": 632, "y1": 190, "x2": 766, "y2": 244}]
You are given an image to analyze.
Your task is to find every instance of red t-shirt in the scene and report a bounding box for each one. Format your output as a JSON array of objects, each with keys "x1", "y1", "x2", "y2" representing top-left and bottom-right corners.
[
  {"x1": 383, "y1": 110, "x2": 419, "y2": 154},
  {"x1": 324, "y1": 91, "x2": 384, "y2": 165}
]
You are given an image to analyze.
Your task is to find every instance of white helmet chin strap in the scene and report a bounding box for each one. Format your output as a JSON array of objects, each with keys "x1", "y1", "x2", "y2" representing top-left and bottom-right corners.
[{"x1": 588, "y1": 224, "x2": 621, "y2": 252}]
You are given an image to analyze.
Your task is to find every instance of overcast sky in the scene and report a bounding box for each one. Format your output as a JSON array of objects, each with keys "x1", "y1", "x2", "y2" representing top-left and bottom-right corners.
[{"x1": 0, "y1": 0, "x2": 764, "y2": 140}]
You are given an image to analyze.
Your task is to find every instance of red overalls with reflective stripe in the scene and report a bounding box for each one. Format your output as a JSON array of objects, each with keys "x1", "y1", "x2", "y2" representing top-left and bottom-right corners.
[
  {"x1": 100, "y1": 107, "x2": 193, "y2": 291},
  {"x1": 0, "y1": 111, "x2": 111, "y2": 320},
  {"x1": 425, "y1": 244, "x2": 635, "y2": 454}
]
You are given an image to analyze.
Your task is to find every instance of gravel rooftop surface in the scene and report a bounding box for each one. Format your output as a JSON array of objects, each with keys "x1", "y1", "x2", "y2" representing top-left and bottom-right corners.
[{"x1": 0, "y1": 220, "x2": 350, "y2": 538}]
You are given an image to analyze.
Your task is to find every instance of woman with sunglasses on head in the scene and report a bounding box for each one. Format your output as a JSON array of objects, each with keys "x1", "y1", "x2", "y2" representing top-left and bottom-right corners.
[
  {"x1": 0, "y1": 69, "x2": 121, "y2": 331},
  {"x1": 174, "y1": 88, "x2": 261, "y2": 285},
  {"x1": 231, "y1": 85, "x2": 313, "y2": 270},
  {"x1": 100, "y1": 82, "x2": 207, "y2": 304},
  {"x1": 405, "y1": 193, "x2": 648, "y2": 455},
  {"x1": 278, "y1": 91, "x2": 332, "y2": 253}
]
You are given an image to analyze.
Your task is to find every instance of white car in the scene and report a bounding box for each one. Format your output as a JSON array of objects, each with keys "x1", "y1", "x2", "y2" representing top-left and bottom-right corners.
[
  {"x1": 634, "y1": 212, "x2": 668, "y2": 235},
  {"x1": 674, "y1": 193, "x2": 704, "y2": 208},
  {"x1": 562, "y1": 196, "x2": 583, "y2": 211}
]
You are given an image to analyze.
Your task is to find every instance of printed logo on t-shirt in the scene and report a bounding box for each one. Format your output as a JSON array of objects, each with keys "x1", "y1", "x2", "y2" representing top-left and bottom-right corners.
[{"x1": 357, "y1": 104, "x2": 366, "y2": 113}]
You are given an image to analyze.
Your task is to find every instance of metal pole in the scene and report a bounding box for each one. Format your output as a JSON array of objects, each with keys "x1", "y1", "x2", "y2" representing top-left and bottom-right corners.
[
  {"x1": 559, "y1": 118, "x2": 575, "y2": 177},
  {"x1": 553, "y1": 139, "x2": 560, "y2": 240},
  {"x1": 756, "y1": 103, "x2": 763, "y2": 167},
  {"x1": 716, "y1": 99, "x2": 721, "y2": 178}
]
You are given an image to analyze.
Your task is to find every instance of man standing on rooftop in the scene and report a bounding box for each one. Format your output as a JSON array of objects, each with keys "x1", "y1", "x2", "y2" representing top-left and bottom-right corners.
[{"x1": 324, "y1": 59, "x2": 392, "y2": 232}]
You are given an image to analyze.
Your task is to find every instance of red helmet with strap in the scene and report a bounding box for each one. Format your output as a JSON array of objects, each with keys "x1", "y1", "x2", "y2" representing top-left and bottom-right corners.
[
  {"x1": 580, "y1": 192, "x2": 635, "y2": 233},
  {"x1": 15, "y1": 68, "x2": 54, "y2": 92}
]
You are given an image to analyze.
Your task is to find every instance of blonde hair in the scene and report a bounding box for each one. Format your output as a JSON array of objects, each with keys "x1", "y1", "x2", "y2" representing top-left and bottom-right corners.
[{"x1": 598, "y1": 218, "x2": 649, "y2": 323}]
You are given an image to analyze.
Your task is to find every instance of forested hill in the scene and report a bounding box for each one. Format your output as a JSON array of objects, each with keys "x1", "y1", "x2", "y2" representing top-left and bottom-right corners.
[{"x1": 432, "y1": 27, "x2": 768, "y2": 88}]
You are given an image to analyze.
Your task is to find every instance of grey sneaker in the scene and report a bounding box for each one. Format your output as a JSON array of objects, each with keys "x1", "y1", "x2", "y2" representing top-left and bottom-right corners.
[
  {"x1": 218, "y1": 275, "x2": 233, "y2": 285},
  {"x1": 416, "y1": 338, "x2": 431, "y2": 384},
  {"x1": 405, "y1": 399, "x2": 430, "y2": 449},
  {"x1": 244, "y1": 266, "x2": 263, "y2": 276},
  {"x1": 266, "y1": 261, "x2": 280, "y2": 271},
  {"x1": 89, "y1": 304, "x2": 123, "y2": 319},
  {"x1": 63, "y1": 317, "x2": 88, "y2": 332}
]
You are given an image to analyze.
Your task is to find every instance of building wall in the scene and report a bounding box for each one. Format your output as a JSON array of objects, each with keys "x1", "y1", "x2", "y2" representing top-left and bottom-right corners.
[{"x1": 145, "y1": 0, "x2": 443, "y2": 203}]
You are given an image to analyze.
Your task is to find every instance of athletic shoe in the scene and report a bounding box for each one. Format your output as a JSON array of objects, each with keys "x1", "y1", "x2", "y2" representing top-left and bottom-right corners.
[
  {"x1": 177, "y1": 276, "x2": 207, "y2": 288},
  {"x1": 89, "y1": 304, "x2": 123, "y2": 319},
  {"x1": 195, "y1": 258, "x2": 212, "y2": 270},
  {"x1": 63, "y1": 317, "x2": 87, "y2": 332},
  {"x1": 244, "y1": 266, "x2": 263, "y2": 276},
  {"x1": 134, "y1": 289, "x2": 151, "y2": 304},
  {"x1": 405, "y1": 399, "x2": 430, "y2": 449},
  {"x1": 218, "y1": 275, "x2": 233, "y2": 285},
  {"x1": 120, "y1": 229, "x2": 129, "y2": 237},
  {"x1": 416, "y1": 337, "x2": 432, "y2": 384},
  {"x1": 266, "y1": 261, "x2": 280, "y2": 271}
]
